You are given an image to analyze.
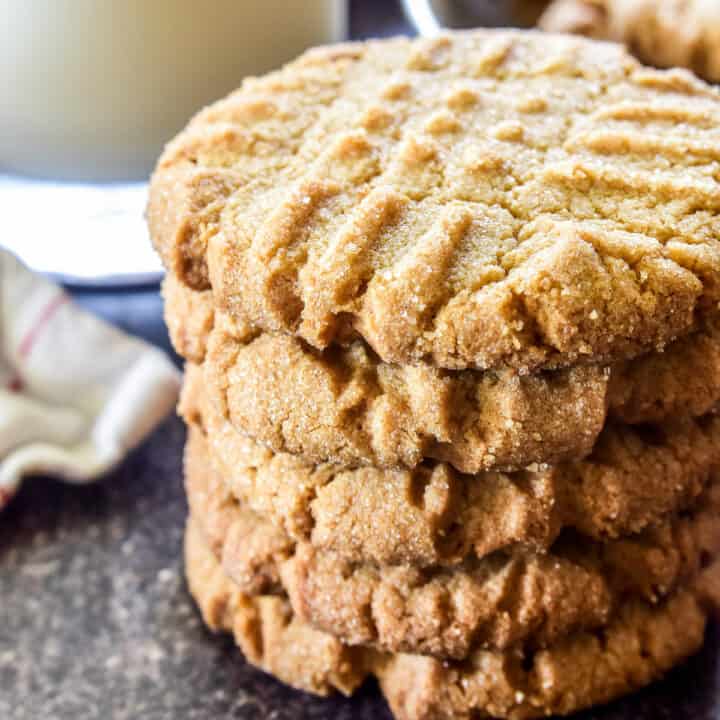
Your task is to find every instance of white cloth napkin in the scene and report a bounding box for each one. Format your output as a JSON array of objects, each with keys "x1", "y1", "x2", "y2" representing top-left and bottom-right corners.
[{"x1": 0, "y1": 248, "x2": 180, "y2": 509}]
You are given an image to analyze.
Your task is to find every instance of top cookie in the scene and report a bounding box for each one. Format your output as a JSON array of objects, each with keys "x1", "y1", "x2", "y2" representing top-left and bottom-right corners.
[
  {"x1": 149, "y1": 30, "x2": 720, "y2": 371},
  {"x1": 539, "y1": 1, "x2": 720, "y2": 83}
]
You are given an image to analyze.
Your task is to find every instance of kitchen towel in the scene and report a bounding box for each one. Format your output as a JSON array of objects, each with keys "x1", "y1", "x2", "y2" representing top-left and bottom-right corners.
[{"x1": 0, "y1": 248, "x2": 180, "y2": 509}]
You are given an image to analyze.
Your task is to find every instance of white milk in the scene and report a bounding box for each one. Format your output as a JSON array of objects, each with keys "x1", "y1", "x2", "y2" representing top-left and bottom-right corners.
[{"x1": 0, "y1": 0, "x2": 347, "y2": 180}]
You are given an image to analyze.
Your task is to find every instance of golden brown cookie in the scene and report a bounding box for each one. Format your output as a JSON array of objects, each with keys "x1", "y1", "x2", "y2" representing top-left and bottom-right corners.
[
  {"x1": 187, "y1": 428, "x2": 611, "y2": 651},
  {"x1": 185, "y1": 427, "x2": 720, "y2": 660},
  {"x1": 150, "y1": 31, "x2": 720, "y2": 372},
  {"x1": 166, "y1": 278, "x2": 720, "y2": 472},
  {"x1": 185, "y1": 517, "x2": 366, "y2": 696},
  {"x1": 162, "y1": 274, "x2": 214, "y2": 364},
  {"x1": 182, "y1": 364, "x2": 720, "y2": 568},
  {"x1": 280, "y1": 510, "x2": 719, "y2": 660},
  {"x1": 608, "y1": 318, "x2": 720, "y2": 424},
  {"x1": 376, "y1": 565, "x2": 719, "y2": 720},
  {"x1": 185, "y1": 516, "x2": 720, "y2": 720},
  {"x1": 207, "y1": 312, "x2": 720, "y2": 473},
  {"x1": 539, "y1": 0, "x2": 720, "y2": 82},
  {"x1": 205, "y1": 313, "x2": 609, "y2": 474}
]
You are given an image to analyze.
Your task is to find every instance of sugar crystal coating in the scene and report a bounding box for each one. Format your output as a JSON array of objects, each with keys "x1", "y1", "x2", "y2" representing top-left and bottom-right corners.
[
  {"x1": 167, "y1": 276, "x2": 720, "y2": 474},
  {"x1": 186, "y1": 424, "x2": 720, "y2": 660},
  {"x1": 150, "y1": 31, "x2": 720, "y2": 371},
  {"x1": 182, "y1": 364, "x2": 720, "y2": 570}
]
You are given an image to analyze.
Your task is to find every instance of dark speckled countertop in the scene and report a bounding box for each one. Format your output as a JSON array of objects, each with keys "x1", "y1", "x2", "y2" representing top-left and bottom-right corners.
[{"x1": 2, "y1": 2, "x2": 719, "y2": 718}]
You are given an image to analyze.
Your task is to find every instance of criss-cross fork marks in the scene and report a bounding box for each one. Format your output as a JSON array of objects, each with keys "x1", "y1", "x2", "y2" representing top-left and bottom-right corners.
[
  {"x1": 150, "y1": 30, "x2": 720, "y2": 371},
  {"x1": 185, "y1": 423, "x2": 720, "y2": 662},
  {"x1": 183, "y1": 363, "x2": 720, "y2": 575}
]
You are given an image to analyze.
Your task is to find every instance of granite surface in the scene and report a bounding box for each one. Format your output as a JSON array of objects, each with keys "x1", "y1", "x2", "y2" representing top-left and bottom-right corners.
[
  {"x1": 2, "y1": 1, "x2": 720, "y2": 718},
  {"x1": 3, "y1": 406, "x2": 719, "y2": 720}
]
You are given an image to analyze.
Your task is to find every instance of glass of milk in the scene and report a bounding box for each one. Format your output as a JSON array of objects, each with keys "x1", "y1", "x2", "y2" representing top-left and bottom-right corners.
[{"x1": 0, "y1": 0, "x2": 347, "y2": 181}]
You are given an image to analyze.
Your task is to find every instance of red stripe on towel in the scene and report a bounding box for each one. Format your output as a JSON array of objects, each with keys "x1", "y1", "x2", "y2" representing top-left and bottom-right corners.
[
  {"x1": 18, "y1": 293, "x2": 69, "y2": 359},
  {"x1": 6, "y1": 375, "x2": 23, "y2": 392}
]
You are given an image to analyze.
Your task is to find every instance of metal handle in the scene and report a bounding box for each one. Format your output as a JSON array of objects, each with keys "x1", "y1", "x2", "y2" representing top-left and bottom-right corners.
[{"x1": 401, "y1": 0, "x2": 444, "y2": 36}]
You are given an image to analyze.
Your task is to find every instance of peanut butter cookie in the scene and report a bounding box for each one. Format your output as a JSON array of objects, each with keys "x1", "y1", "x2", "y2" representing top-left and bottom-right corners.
[
  {"x1": 540, "y1": 0, "x2": 720, "y2": 82},
  {"x1": 186, "y1": 427, "x2": 720, "y2": 660},
  {"x1": 150, "y1": 31, "x2": 720, "y2": 372},
  {"x1": 185, "y1": 517, "x2": 365, "y2": 697},
  {"x1": 167, "y1": 280, "x2": 720, "y2": 472},
  {"x1": 185, "y1": 518, "x2": 720, "y2": 720},
  {"x1": 182, "y1": 365, "x2": 720, "y2": 568}
]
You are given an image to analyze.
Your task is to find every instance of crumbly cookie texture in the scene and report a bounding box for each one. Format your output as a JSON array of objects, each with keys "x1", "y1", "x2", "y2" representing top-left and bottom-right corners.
[
  {"x1": 281, "y1": 508, "x2": 719, "y2": 661},
  {"x1": 205, "y1": 313, "x2": 608, "y2": 474},
  {"x1": 608, "y1": 317, "x2": 720, "y2": 424},
  {"x1": 167, "y1": 279, "x2": 720, "y2": 472},
  {"x1": 182, "y1": 364, "x2": 720, "y2": 568},
  {"x1": 185, "y1": 518, "x2": 366, "y2": 696},
  {"x1": 376, "y1": 564, "x2": 720, "y2": 720},
  {"x1": 150, "y1": 30, "x2": 720, "y2": 372},
  {"x1": 162, "y1": 274, "x2": 214, "y2": 364},
  {"x1": 539, "y1": 0, "x2": 720, "y2": 83},
  {"x1": 185, "y1": 518, "x2": 720, "y2": 720},
  {"x1": 186, "y1": 426, "x2": 720, "y2": 661}
]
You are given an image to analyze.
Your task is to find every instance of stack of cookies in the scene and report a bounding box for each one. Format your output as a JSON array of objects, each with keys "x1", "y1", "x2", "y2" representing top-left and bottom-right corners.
[{"x1": 148, "y1": 30, "x2": 720, "y2": 719}]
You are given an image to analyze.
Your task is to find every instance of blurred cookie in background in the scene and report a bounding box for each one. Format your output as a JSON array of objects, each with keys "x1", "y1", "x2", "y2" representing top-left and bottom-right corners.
[{"x1": 539, "y1": 0, "x2": 720, "y2": 82}]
